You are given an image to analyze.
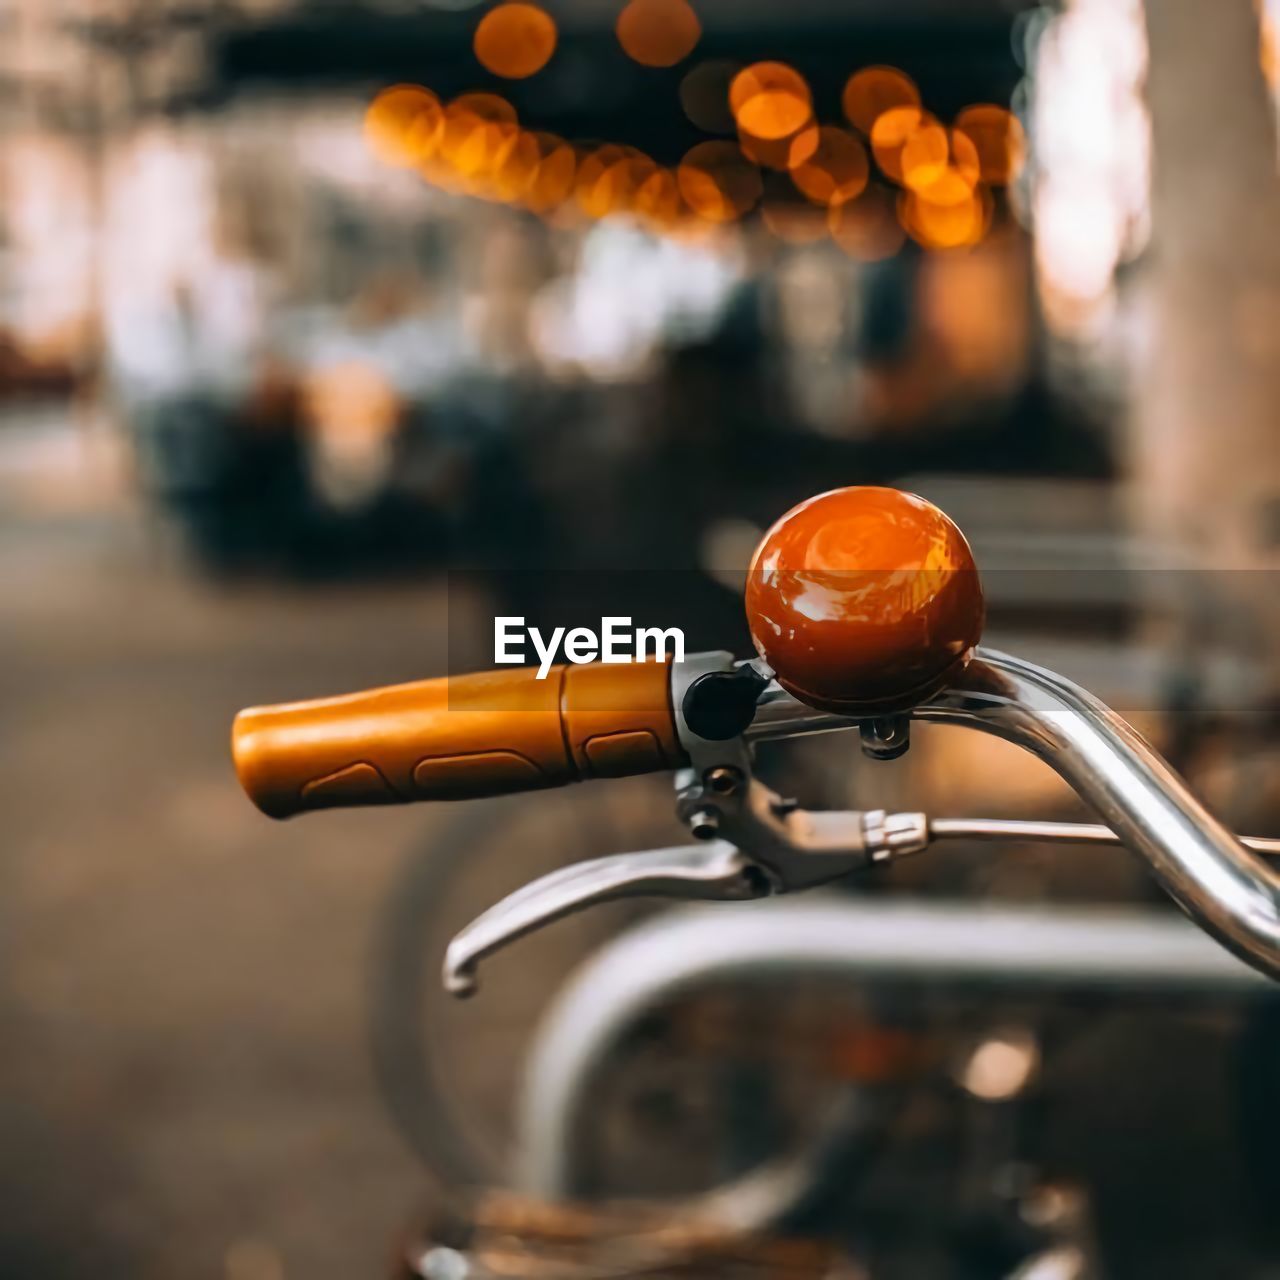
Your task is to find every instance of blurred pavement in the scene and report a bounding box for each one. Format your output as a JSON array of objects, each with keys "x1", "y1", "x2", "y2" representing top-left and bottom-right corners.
[{"x1": 1, "y1": 432, "x2": 450, "y2": 1279}]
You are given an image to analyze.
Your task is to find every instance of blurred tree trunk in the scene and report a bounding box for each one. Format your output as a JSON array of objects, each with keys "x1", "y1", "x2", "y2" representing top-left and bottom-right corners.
[
  {"x1": 1135, "y1": 0, "x2": 1280, "y2": 691},
  {"x1": 1135, "y1": 0, "x2": 1280, "y2": 561}
]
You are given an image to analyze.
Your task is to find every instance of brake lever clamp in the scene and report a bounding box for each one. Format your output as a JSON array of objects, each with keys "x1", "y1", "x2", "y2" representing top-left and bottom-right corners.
[{"x1": 675, "y1": 766, "x2": 926, "y2": 889}]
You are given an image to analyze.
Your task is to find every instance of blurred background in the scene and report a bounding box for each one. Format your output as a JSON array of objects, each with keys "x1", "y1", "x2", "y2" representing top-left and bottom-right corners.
[{"x1": 3, "y1": 0, "x2": 1280, "y2": 1276}]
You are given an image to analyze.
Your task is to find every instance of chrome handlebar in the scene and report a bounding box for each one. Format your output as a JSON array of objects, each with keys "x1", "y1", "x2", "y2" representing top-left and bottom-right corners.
[
  {"x1": 444, "y1": 648, "x2": 1280, "y2": 996},
  {"x1": 913, "y1": 650, "x2": 1280, "y2": 979}
]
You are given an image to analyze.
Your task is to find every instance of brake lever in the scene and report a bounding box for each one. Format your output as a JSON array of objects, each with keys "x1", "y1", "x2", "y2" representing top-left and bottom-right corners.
[
  {"x1": 443, "y1": 842, "x2": 770, "y2": 997},
  {"x1": 440, "y1": 790, "x2": 1280, "y2": 997},
  {"x1": 442, "y1": 767, "x2": 936, "y2": 997}
]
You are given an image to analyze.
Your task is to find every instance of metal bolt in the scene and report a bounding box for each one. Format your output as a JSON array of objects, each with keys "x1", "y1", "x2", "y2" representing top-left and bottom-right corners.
[
  {"x1": 703, "y1": 766, "x2": 743, "y2": 796},
  {"x1": 688, "y1": 808, "x2": 720, "y2": 840},
  {"x1": 860, "y1": 715, "x2": 911, "y2": 761}
]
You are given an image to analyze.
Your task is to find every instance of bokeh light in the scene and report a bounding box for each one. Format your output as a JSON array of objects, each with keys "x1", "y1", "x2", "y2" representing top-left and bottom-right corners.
[
  {"x1": 303, "y1": 361, "x2": 400, "y2": 445},
  {"x1": 419, "y1": 152, "x2": 470, "y2": 195},
  {"x1": 634, "y1": 168, "x2": 686, "y2": 231},
  {"x1": 899, "y1": 123, "x2": 976, "y2": 193},
  {"x1": 1033, "y1": 185, "x2": 1123, "y2": 316},
  {"x1": 456, "y1": 121, "x2": 515, "y2": 183},
  {"x1": 364, "y1": 86, "x2": 444, "y2": 169},
  {"x1": 451, "y1": 91, "x2": 518, "y2": 126},
  {"x1": 490, "y1": 129, "x2": 543, "y2": 201},
  {"x1": 611, "y1": 153, "x2": 662, "y2": 214},
  {"x1": 366, "y1": 55, "x2": 1008, "y2": 258},
  {"x1": 437, "y1": 94, "x2": 519, "y2": 188},
  {"x1": 899, "y1": 182, "x2": 992, "y2": 250},
  {"x1": 679, "y1": 60, "x2": 741, "y2": 134},
  {"x1": 909, "y1": 165, "x2": 979, "y2": 211},
  {"x1": 899, "y1": 122, "x2": 945, "y2": 186},
  {"x1": 575, "y1": 144, "x2": 636, "y2": 218},
  {"x1": 1027, "y1": 1, "x2": 1150, "y2": 333},
  {"x1": 616, "y1": 0, "x2": 702, "y2": 68},
  {"x1": 739, "y1": 123, "x2": 819, "y2": 172},
  {"x1": 954, "y1": 105, "x2": 1026, "y2": 185},
  {"x1": 790, "y1": 127, "x2": 869, "y2": 206},
  {"x1": 869, "y1": 105, "x2": 934, "y2": 184},
  {"x1": 730, "y1": 63, "x2": 813, "y2": 141},
  {"x1": 473, "y1": 3, "x2": 558, "y2": 80},
  {"x1": 827, "y1": 186, "x2": 905, "y2": 261},
  {"x1": 842, "y1": 66, "x2": 920, "y2": 136},
  {"x1": 959, "y1": 1033, "x2": 1039, "y2": 1101},
  {"x1": 677, "y1": 140, "x2": 763, "y2": 222},
  {"x1": 523, "y1": 133, "x2": 577, "y2": 212}
]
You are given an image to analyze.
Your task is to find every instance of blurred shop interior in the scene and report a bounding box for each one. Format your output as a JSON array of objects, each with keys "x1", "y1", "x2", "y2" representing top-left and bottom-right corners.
[
  {"x1": 3, "y1": 0, "x2": 1278, "y2": 640},
  {"x1": 3, "y1": 0, "x2": 1280, "y2": 1277}
]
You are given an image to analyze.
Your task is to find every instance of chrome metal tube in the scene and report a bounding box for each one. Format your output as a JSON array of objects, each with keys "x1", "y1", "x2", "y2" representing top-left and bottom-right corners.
[
  {"x1": 516, "y1": 898, "x2": 1267, "y2": 1198},
  {"x1": 745, "y1": 648, "x2": 1280, "y2": 980},
  {"x1": 926, "y1": 650, "x2": 1280, "y2": 980},
  {"x1": 930, "y1": 817, "x2": 1280, "y2": 857},
  {"x1": 747, "y1": 681, "x2": 853, "y2": 740}
]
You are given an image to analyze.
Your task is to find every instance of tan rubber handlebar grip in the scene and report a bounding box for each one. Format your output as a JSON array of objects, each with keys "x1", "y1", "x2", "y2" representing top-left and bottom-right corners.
[{"x1": 232, "y1": 660, "x2": 684, "y2": 819}]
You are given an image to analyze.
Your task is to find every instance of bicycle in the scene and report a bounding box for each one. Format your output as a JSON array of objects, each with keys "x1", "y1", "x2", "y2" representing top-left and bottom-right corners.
[{"x1": 231, "y1": 485, "x2": 1280, "y2": 1276}]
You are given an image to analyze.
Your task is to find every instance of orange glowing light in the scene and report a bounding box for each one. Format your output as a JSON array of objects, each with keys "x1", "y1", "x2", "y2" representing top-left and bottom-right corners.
[
  {"x1": 790, "y1": 126, "x2": 869, "y2": 207},
  {"x1": 950, "y1": 129, "x2": 981, "y2": 187},
  {"x1": 899, "y1": 122, "x2": 947, "y2": 189},
  {"x1": 419, "y1": 152, "x2": 469, "y2": 195},
  {"x1": 364, "y1": 85, "x2": 444, "y2": 168},
  {"x1": 827, "y1": 187, "x2": 904, "y2": 261},
  {"x1": 677, "y1": 140, "x2": 763, "y2": 222},
  {"x1": 679, "y1": 59, "x2": 740, "y2": 134},
  {"x1": 574, "y1": 145, "x2": 627, "y2": 218},
  {"x1": 464, "y1": 121, "x2": 520, "y2": 182},
  {"x1": 634, "y1": 167, "x2": 686, "y2": 230},
  {"x1": 474, "y1": 3, "x2": 558, "y2": 79},
  {"x1": 616, "y1": 0, "x2": 701, "y2": 68},
  {"x1": 491, "y1": 129, "x2": 543, "y2": 201},
  {"x1": 304, "y1": 362, "x2": 400, "y2": 441},
  {"x1": 901, "y1": 126, "x2": 980, "y2": 194},
  {"x1": 613, "y1": 154, "x2": 662, "y2": 216},
  {"x1": 524, "y1": 133, "x2": 577, "y2": 212},
  {"x1": 899, "y1": 183, "x2": 992, "y2": 250},
  {"x1": 739, "y1": 123, "x2": 819, "y2": 172},
  {"x1": 452, "y1": 92, "x2": 518, "y2": 126},
  {"x1": 730, "y1": 63, "x2": 813, "y2": 141},
  {"x1": 575, "y1": 145, "x2": 657, "y2": 218},
  {"x1": 909, "y1": 166, "x2": 977, "y2": 210},
  {"x1": 869, "y1": 105, "x2": 935, "y2": 184},
  {"x1": 953, "y1": 105, "x2": 1026, "y2": 185},
  {"x1": 435, "y1": 93, "x2": 519, "y2": 184},
  {"x1": 842, "y1": 66, "x2": 920, "y2": 136}
]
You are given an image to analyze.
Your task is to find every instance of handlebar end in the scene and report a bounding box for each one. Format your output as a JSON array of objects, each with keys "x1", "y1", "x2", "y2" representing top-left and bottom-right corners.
[
  {"x1": 232, "y1": 707, "x2": 293, "y2": 820},
  {"x1": 233, "y1": 704, "x2": 400, "y2": 820}
]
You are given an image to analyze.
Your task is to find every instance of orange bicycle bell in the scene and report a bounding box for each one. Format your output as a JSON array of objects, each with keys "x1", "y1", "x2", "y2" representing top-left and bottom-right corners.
[{"x1": 744, "y1": 486, "x2": 984, "y2": 715}]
